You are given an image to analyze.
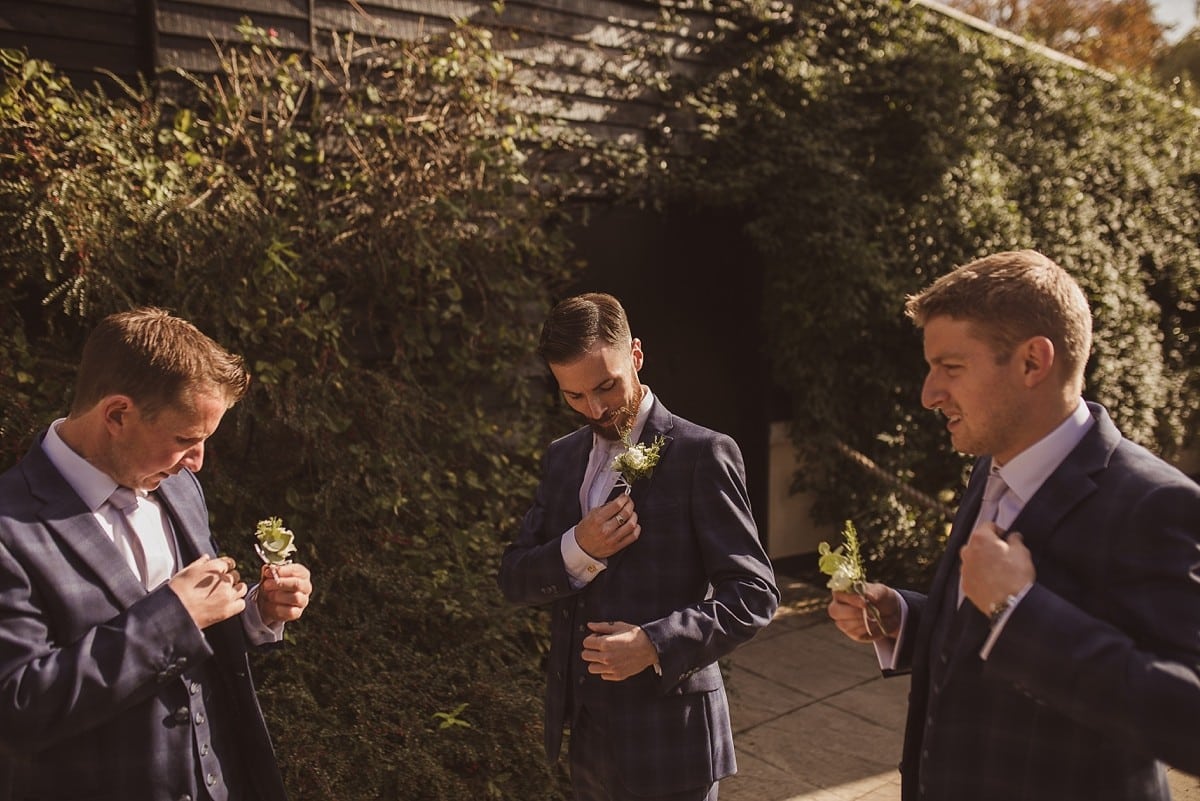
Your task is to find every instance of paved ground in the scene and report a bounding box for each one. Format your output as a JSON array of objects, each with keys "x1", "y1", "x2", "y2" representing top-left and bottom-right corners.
[{"x1": 721, "y1": 573, "x2": 1200, "y2": 801}]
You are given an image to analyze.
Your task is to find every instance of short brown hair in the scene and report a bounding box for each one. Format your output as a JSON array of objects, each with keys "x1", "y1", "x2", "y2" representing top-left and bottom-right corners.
[
  {"x1": 537, "y1": 293, "x2": 632, "y2": 365},
  {"x1": 70, "y1": 307, "x2": 250, "y2": 417},
  {"x1": 905, "y1": 250, "x2": 1093, "y2": 389}
]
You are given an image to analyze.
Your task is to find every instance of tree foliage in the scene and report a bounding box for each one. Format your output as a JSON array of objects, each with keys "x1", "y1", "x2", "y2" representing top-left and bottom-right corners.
[
  {"x1": 665, "y1": 0, "x2": 1200, "y2": 583},
  {"x1": 940, "y1": 0, "x2": 1171, "y2": 73}
]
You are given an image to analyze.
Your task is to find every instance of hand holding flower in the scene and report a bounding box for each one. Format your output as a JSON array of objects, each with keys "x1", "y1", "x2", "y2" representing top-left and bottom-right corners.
[
  {"x1": 251, "y1": 517, "x2": 312, "y2": 625},
  {"x1": 576, "y1": 496, "x2": 640, "y2": 559},
  {"x1": 255, "y1": 561, "x2": 313, "y2": 627},
  {"x1": 819, "y1": 521, "x2": 888, "y2": 638}
]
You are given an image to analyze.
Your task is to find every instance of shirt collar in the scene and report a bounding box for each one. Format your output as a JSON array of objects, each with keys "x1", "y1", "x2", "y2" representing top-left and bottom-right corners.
[
  {"x1": 994, "y1": 400, "x2": 1094, "y2": 506},
  {"x1": 41, "y1": 418, "x2": 122, "y2": 512}
]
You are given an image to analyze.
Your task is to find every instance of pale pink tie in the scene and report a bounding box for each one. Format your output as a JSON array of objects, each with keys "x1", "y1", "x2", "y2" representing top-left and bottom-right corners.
[
  {"x1": 976, "y1": 469, "x2": 1009, "y2": 528},
  {"x1": 108, "y1": 487, "x2": 175, "y2": 590},
  {"x1": 957, "y1": 469, "x2": 1009, "y2": 607}
]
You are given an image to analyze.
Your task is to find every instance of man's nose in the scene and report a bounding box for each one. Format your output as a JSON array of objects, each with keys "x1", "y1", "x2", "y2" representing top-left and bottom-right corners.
[
  {"x1": 586, "y1": 395, "x2": 606, "y2": 420},
  {"x1": 179, "y1": 441, "x2": 205, "y2": 472},
  {"x1": 920, "y1": 374, "x2": 943, "y2": 410}
]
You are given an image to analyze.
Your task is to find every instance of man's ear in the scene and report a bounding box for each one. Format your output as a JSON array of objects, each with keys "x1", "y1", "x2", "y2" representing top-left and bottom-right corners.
[
  {"x1": 1019, "y1": 336, "x2": 1056, "y2": 387},
  {"x1": 630, "y1": 337, "x2": 644, "y2": 372},
  {"x1": 100, "y1": 395, "x2": 136, "y2": 432}
]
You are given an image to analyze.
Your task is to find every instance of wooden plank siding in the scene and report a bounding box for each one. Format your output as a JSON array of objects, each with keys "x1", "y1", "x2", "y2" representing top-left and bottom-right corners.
[
  {"x1": 0, "y1": 0, "x2": 153, "y2": 91},
  {"x1": 2, "y1": 0, "x2": 722, "y2": 143}
]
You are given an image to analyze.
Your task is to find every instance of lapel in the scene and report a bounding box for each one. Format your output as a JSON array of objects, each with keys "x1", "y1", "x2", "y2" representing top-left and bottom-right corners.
[
  {"x1": 21, "y1": 436, "x2": 147, "y2": 609},
  {"x1": 155, "y1": 471, "x2": 216, "y2": 561},
  {"x1": 1003, "y1": 402, "x2": 1116, "y2": 550},
  {"x1": 547, "y1": 426, "x2": 593, "y2": 535},
  {"x1": 620, "y1": 397, "x2": 676, "y2": 509},
  {"x1": 603, "y1": 398, "x2": 675, "y2": 571}
]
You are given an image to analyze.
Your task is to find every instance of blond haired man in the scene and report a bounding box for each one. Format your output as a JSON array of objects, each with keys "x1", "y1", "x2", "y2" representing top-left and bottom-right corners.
[
  {"x1": 829, "y1": 251, "x2": 1200, "y2": 800},
  {"x1": 0, "y1": 308, "x2": 313, "y2": 801}
]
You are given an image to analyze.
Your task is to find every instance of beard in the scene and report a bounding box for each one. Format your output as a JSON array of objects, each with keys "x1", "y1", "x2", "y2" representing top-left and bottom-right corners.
[{"x1": 589, "y1": 385, "x2": 645, "y2": 441}]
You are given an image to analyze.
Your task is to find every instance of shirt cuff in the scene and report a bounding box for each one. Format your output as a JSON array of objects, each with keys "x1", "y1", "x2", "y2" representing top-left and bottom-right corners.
[
  {"x1": 873, "y1": 588, "x2": 909, "y2": 671},
  {"x1": 242, "y1": 584, "x2": 285, "y2": 646},
  {"x1": 979, "y1": 581, "x2": 1035, "y2": 660},
  {"x1": 561, "y1": 527, "x2": 607, "y2": 589}
]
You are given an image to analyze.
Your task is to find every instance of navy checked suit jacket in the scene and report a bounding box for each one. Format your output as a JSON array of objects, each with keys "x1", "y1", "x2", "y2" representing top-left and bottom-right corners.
[
  {"x1": 890, "y1": 402, "x2": 1200, "y2": 801},
  {"x1": 0, "y1": 435, "x2": 288, "y2": 801},
  {"x1": 498, "y1": 398, "x2": 779, "y2": 796}
]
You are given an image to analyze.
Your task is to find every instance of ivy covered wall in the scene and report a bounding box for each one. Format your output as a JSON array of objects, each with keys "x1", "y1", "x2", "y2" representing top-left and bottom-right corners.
[{"x1": 665, "y1": 0, "x2": 1200, "y2": 581}]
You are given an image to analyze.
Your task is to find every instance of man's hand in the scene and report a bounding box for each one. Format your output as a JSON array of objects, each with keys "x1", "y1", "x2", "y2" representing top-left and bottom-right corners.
[
  {"x1": 575, "y1": 496, "x2": 640, "y2": 559},
  {"x1": 960, "y1": 523, "x2": 1035, "y2": 616},
  {"x1": 169, "y1": 556, "x2": 247, "y2": 630},
  {"x1": 828, "y1": 582, "x2": 901, "y2": 643},
  {"x1": 256, "y1": 562, "x2": 313, "y2": 627},
  {"x1": 581, "y1": 621, "x2": 659, "y2": 681}
]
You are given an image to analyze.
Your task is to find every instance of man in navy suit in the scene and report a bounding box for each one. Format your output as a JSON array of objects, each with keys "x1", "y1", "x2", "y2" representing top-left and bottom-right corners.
[
  {"x1": 499, "y1": 293, "x2": 779, "y2": 801},
  {"x1": 829, "y1": 250, "x2": 1200, "y2": 800},
  {"x1": 0, "y1": 308, "x2": 313, "y2": 800}
]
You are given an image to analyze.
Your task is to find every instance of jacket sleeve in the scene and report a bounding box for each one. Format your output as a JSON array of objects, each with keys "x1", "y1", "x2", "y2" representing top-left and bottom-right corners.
[
  {"x1": 497, "y1": 446, "x2": 579, "y2": 606},
  {"x1": 0, "y1": 544, "x2": 211, "y2": 753}
]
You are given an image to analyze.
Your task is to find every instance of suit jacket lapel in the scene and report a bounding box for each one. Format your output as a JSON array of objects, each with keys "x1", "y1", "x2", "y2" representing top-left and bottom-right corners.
[
  {"x1": 604, "y1": 399, "x2": 675, "y2": 571},
  {"x1": 544, "y1": 427, "x2": 592, "y2": 537},
  {"x1": 155, "y1": 473, "x2": 216, "y2": 561},
  {"x1": 21, "y1": 438, "x2": 147, "y2": 608},
  {"x1": 1005, "y1": 403, "x2": 1116, "y2": 550}
]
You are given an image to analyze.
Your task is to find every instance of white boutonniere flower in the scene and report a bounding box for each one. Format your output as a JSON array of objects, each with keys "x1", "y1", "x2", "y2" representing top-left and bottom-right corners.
[
  {"x1": 611, "y1": 434, "x2": 666, "y2": 495},
  {"x1": 818, "y1": 520, "x2": 884, "y2": 633},
  {"x1": 254, "y1": 516, "x2": 297, "y2": 567}
]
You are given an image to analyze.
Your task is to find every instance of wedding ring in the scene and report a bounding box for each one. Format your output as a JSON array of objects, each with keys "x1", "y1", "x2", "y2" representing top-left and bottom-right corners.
[{"x1": 616, "y1": 515, "x2": 626, "y2": 526}]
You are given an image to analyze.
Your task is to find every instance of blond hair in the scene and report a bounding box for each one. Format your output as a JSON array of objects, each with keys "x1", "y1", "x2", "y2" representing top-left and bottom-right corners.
[
  {"x1": 905, "y1": 250, "x2": 1092, "y2": 389},
  {"x1": 71, "y1": 307, "x2": 250, "y2": 417}
]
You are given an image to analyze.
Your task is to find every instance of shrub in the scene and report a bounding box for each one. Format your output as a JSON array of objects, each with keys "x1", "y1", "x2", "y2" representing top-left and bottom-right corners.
[{"x1": 0, "y1": 24, "x2": 614, "y2": 796}]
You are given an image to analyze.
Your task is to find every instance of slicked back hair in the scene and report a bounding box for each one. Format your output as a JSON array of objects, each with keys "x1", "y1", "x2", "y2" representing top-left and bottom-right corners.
[{"x1": 537, "y1": 293, "x2": 632, "y2": 365}]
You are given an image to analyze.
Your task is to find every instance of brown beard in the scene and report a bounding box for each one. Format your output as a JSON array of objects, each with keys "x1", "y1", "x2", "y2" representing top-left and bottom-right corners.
[{"x1": 589, "y1": 384, "x2": 645, "y2": 441}]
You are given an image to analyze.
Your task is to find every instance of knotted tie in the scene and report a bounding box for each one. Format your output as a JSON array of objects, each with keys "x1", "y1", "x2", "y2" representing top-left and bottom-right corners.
[
  {"x1": 976, "y1": 468, "x2": 1009, "y2": 528},
  {"x1": 107, "y1": 487, "x2": 175, "y2": 590},
  {"x1": 956, "y1": 468, "x2": 1009, "y2": 608}
]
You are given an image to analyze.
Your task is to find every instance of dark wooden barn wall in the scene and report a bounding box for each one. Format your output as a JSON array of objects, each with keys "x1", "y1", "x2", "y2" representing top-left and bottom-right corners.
[
  {"x1": 0, "y1": 0, "x2": 154, "y2": 91},
  {"x1": 2, "y1": 0, "x2": 719, "y2": 141}
]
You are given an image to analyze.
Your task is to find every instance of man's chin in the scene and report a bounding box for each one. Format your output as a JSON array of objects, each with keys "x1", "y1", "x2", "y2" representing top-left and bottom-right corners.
[{"x1": 589, "y1": 422, "x2": 622, "y2": 441}]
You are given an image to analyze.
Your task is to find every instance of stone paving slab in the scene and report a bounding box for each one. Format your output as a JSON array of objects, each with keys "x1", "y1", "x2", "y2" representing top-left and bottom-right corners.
[{"x1": 723, "y1": 574, "x2": 1200, "y2": 801}]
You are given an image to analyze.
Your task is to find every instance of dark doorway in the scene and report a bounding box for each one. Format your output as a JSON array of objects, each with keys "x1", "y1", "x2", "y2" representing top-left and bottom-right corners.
[{"x1": 565, "y1": 203, "x2": 771, "y2": 544}]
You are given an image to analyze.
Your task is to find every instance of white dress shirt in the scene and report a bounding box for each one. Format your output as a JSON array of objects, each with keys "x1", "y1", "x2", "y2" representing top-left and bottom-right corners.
[{"x1": 560, "y1": 387, "x2": 655, "y2": 588}]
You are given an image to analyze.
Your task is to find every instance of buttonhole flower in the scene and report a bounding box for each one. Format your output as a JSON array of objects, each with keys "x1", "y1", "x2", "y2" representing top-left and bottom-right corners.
[
  {"x1": 254, "y1": 516, "x2": 297, "y2": 568},
  {"x1": 818, "y1": 520, "x2": 884, "y2": 634},
  {"x1": 611, "y1": 434, "x2": 666, "y2": 495}
]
